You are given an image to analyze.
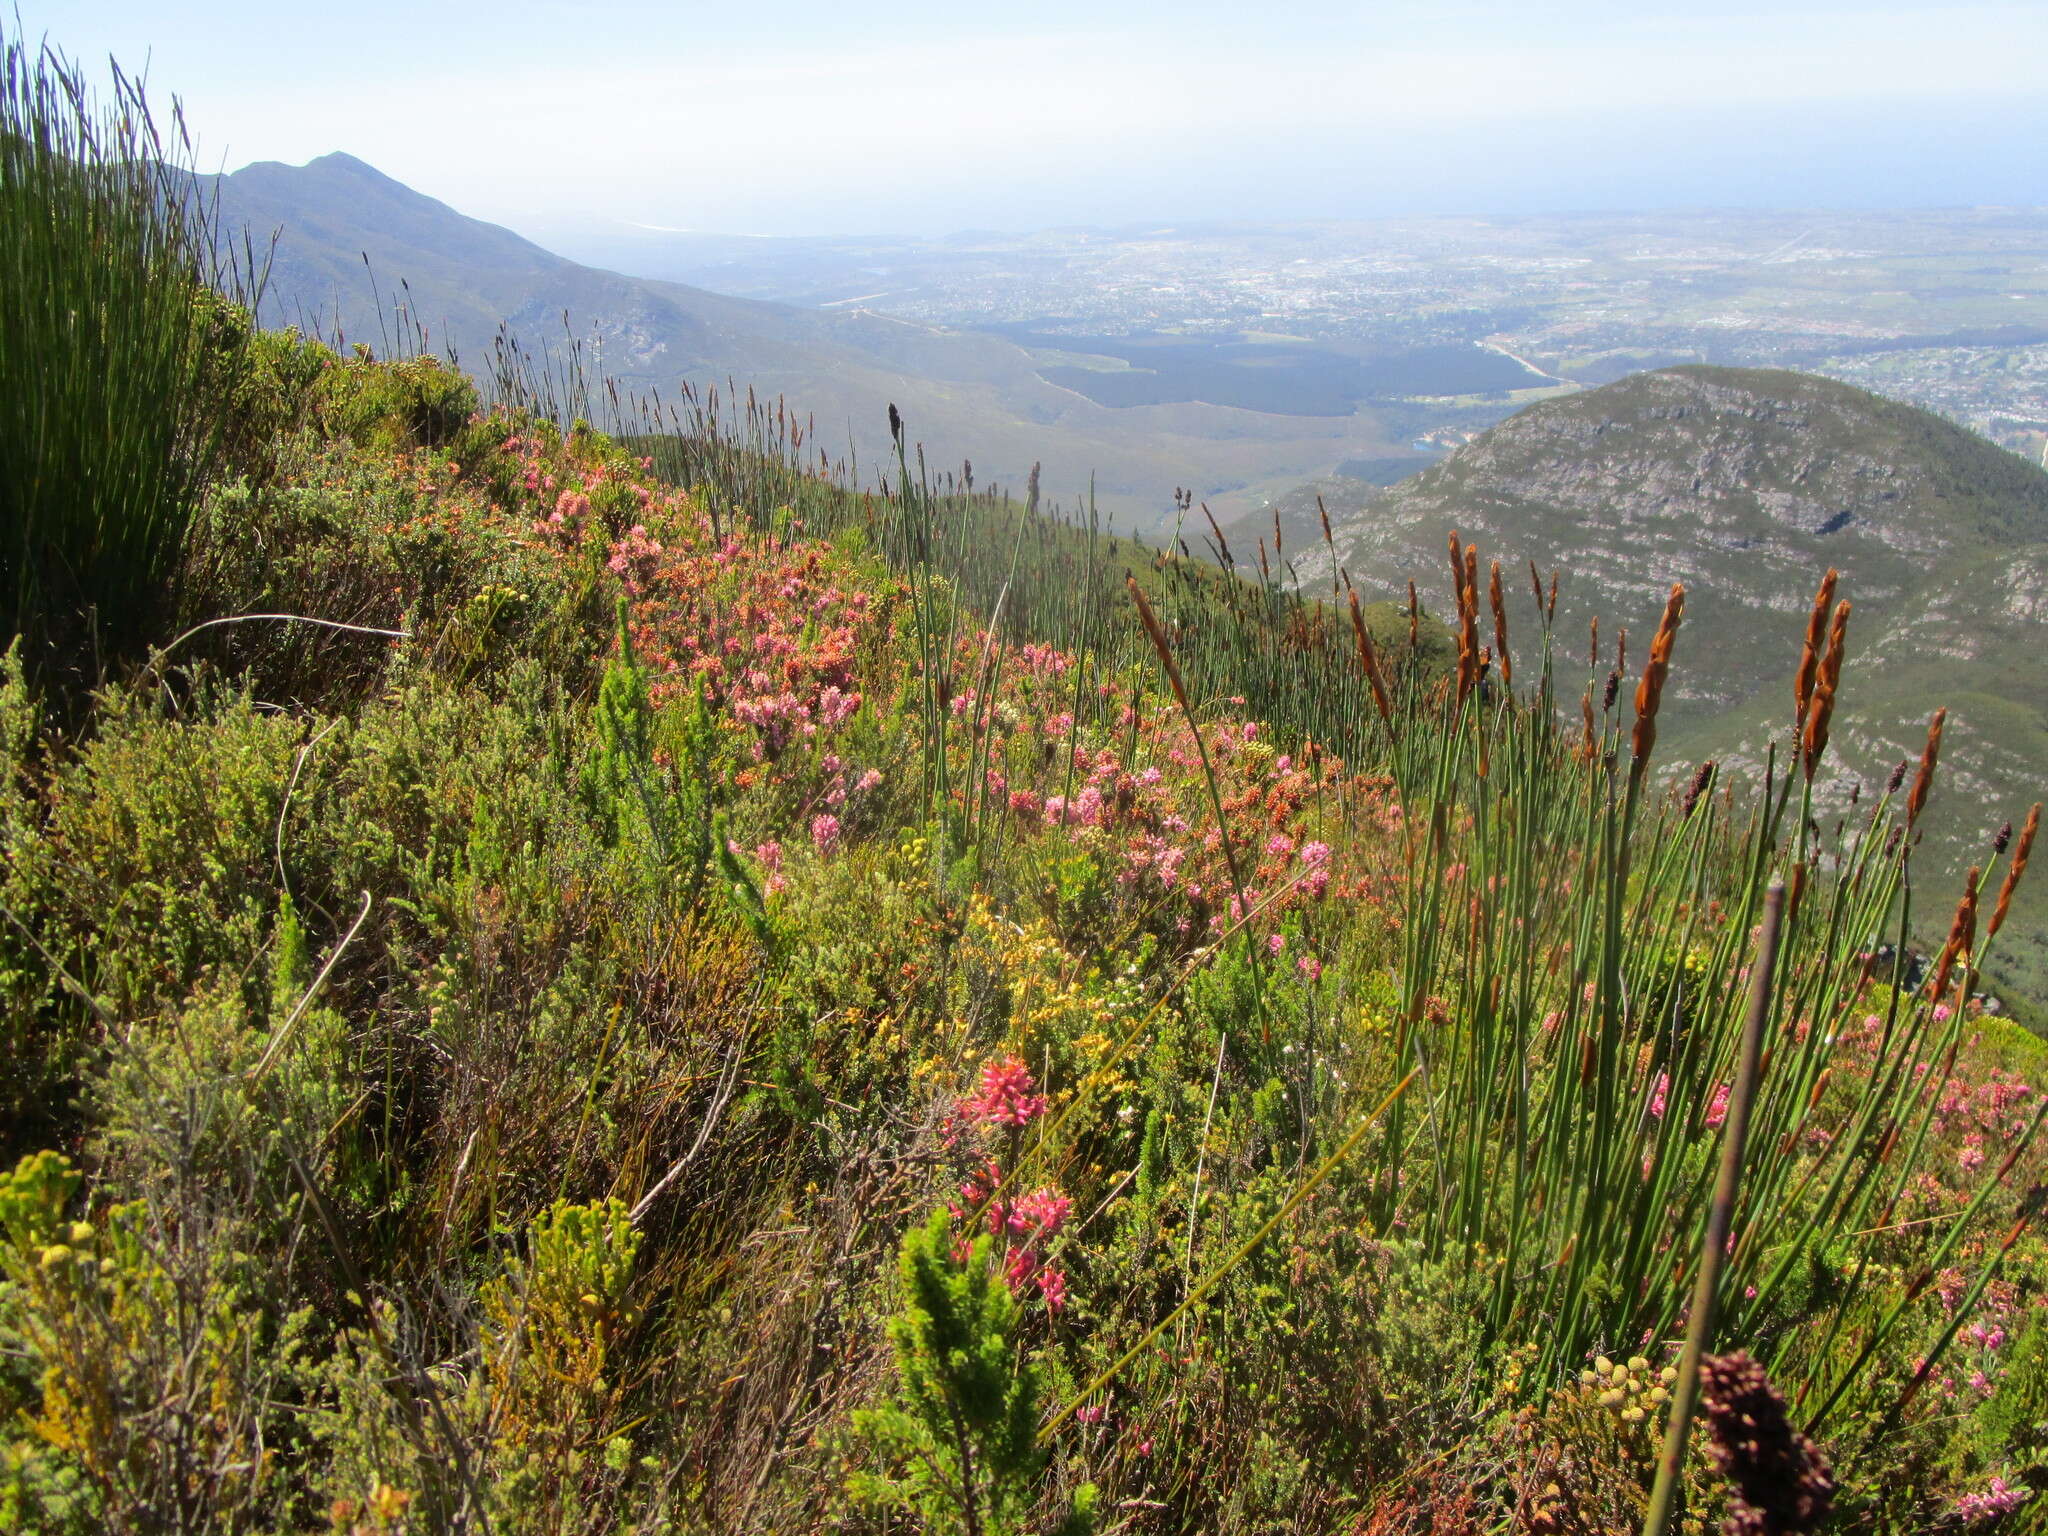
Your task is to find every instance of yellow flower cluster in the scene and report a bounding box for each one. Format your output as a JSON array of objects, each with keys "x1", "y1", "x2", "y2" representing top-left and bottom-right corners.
[{"x1": 1574, "y1": 1354, "x2": 1677, "y2": 1424}]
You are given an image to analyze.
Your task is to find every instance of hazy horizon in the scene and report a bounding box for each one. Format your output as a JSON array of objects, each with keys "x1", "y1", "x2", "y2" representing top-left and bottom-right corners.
[{"x1": 18, "y1": 1, "x2": 2048, "y2": 242}]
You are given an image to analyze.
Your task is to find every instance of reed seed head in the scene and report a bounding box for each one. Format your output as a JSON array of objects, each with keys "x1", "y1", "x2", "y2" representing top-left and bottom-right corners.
[
  {"x1": 1793, "y1": 568, "x2": 1838, "y2": 733},
  {"x1": 1683, "y1": 759, "x2": 1716, "y2": 818},
  {"x1": 1800, "y1": 599, "x2": 1850, "y2": 780},
  {"x1": 1929, "y1": 865, "x2": 1981, "y2": 1004},
  {"x1": 1987, "y1": 803, "x2": 2039, "y2": 941},
  {"x1": 1907, "y1": 708, "x2": 1947, "y2": 831},
  {"x1": 1699, "y1": 1350, "x2": 1835, "y2": 1535},
  {"x1": 1629, "y1": 584, "x2": 1684, "y2": 773},
  {"x1": 1489, "y1": 559, "x2": 1512, "y2": 688},
  {"x1": 1348, "y1": 585, "x2": 1394, "y2": 724}
]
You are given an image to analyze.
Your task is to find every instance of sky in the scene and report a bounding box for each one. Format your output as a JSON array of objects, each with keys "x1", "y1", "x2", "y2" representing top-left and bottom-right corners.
[{"x1": 14, "y1": 0, "x2": 2048, "y2": 238}]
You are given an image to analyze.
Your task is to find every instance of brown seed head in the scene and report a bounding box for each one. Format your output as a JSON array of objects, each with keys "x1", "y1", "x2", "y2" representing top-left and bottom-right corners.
[
  {"x1": 1629, "y1": 584, "x2": 1685, "y2": 772},
  {"x1": 1348, "y1": 586, "x2": 1395, "y2": 724},
  {"x1": 1907, "y1": 708, "x2": 1947, "y2": 830},
  {"x1": 1683, "y1": 758, "x2": 1716, "y2": 818},
  {"x1": 1699, "y1": 1351, "x2": 1835, "y2": 1536},
  {"x1": 1406, "y1": 580, "x2": 1419, "y2": 649},
  {"x1": 1929, "y1": 866, "x2": 1981, "y2": 1003},
  {"x1": 1126, "y1": 575, "x2": 1191, "y2": 719},
  {"x1": 1794, "y1": 568, "x2": 1839, "y2": 733},
  {"x1": 1988, "y1": 803, "x2": 2040, "y2": 941},
  {"x1": 1203, "y1": 503, "x2": 1234, "y2": 569},
  {"x1": 1489, "y1": 559, "x2": 1512, "y2": 687},
  {"x1": 1800, "y1": 599, "x2": 1851, "y2": 779}
]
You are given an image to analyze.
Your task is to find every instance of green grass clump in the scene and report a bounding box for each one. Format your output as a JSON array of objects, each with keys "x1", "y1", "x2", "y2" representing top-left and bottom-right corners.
[{"x1": 0, "y1": 30, "x2": 253, "y2": 685}]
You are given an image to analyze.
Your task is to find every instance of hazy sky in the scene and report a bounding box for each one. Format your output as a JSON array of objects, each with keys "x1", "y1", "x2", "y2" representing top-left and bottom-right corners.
[{"x1": 16, "y1": 1, "x2": 2048, "y2": 237}]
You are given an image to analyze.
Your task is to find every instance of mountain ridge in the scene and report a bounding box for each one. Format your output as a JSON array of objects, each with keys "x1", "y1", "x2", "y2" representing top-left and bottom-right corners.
[
  {"x1": 1264, "y1": 365, "x2": 2048, "y2": 1009},
  {"x1": 212, "y1": 152, "x2": 1419, "y2": 520}
]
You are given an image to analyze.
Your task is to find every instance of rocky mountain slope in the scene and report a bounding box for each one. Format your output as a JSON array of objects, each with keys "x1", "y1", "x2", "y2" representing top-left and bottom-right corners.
[{"x1": 1263, "y1": 366, "x2": 2048, "y2": 1011}]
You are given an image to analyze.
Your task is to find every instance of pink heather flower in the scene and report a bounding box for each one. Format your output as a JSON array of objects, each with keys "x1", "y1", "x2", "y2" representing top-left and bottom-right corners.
[
  {"x1": 1965, "y1": 1320, "x2": 2008, "y2": 1353},
  {"x1": 1015, "y1": 1188, "x2": 1072, "y2": 1236},
  {"x1": 606, "y1": 524, "x2": 664, "y2": 593},
  {"x1": 1076, "y1": 1403, "x2": 1106, "y2": 1424},
  {"x1": 1937, "y1": 1268, "x2": 1969, "y2": 1313},
  {"x1": 1297, "y1": 954, "x2": 1323, "y2": 982},
  {"x1": 967, "y1": 1056, "x2": 1047, "y2": 1128},
  {"x1": 1299, "y1": 840, "x2": 1331, "y2": 868},
  {"x1": 1649, "y1": 1071, "x2": 1669, "y2": 1120},
  {"x1": 1138, "y1": 766, "x2": 1163, "y2": 785},
  {"x1": 753, "y1": 840, "x2": 784, "y2": 871},
  {"x1": 810, "y1": 813, "x2": 841, "y2": 851},
  {"x1": 1934, "y1": 1003, "x2": 1954, "y2": 1023},
  {"x1": 1266, "y1": 834, "x2": 1296, "y2": 858},
  {"x1": 1268, "y1": 932, "x2": 1286, "y2": 956},
  {"x1": 1035, "y1": 1266, "x2": 1068, "y2": 1312},
  {"x1": 1705, "y1": 1082, "x2": 1731, "y2": 1130},
  {"x1": 1955, "y1": 1478, "x2": 2029, "y2": 1522},
  {"x1": 817, "y1": 685, "x2": 861, "y2": 728},
  {"x1": 1959, "y1": 1133, "x2": 1987, "y2": 1173},
  {"x1": 1239, "y1": 721, "x2": 1258, "y2": 742},
  {"x1": 1045, "y1": 712, "x2": 1074, "y2": 739},
  {"x1": 856, "y1": 768, "x2": 883, "y2": 792},
  {"x1": 1274, "y1": 754, "x2": 1292, "y2": 774}
]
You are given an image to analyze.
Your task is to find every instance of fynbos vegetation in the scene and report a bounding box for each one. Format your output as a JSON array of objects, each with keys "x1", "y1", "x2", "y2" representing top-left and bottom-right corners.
[{"x1": 3, "y1": 27, "x2": 2047, "y2": 1536}]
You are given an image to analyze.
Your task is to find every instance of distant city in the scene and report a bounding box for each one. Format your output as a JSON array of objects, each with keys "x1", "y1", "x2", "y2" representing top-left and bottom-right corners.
[{"x1": 546, "y1": 206, "x2": 2048, "y2": 467}]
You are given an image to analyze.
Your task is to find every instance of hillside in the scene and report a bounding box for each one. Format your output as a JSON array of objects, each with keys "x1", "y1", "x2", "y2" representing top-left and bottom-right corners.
[
  {"x1": 213, "y1": 153, "x2": 1420, "y2": 521},
  {"x1": 20, "y1": 29, "x2": 2048, "y2": 1532},
  {"x1": 1266, "y1": 365, "x2": 2048, "y2": 1009}
]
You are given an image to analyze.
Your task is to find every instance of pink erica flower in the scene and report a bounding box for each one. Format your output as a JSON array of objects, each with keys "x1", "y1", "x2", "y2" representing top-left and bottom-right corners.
[
  {"x1": 810, "y1": 813, "x2": 841, "y2": 852},
  {"x1": 1955, "y1": 1478, "x2": 2029, "y2": 1522},
  {"x1": 1035, "y1": 1265, "x2": 1068, "y2": 1312},
  {"x1": 1705, "y1": 1082, "x2": 1731, "y2": 1130},
  {"x1": 967, "y1": 1056, "x2": 1047, "y2": 1128}
]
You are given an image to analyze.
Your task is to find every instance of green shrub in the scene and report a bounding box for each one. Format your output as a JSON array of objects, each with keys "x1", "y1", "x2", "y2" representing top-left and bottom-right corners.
[{"x1": 851, "y1": 1211, "x2": 1096, "y2": 1536}]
